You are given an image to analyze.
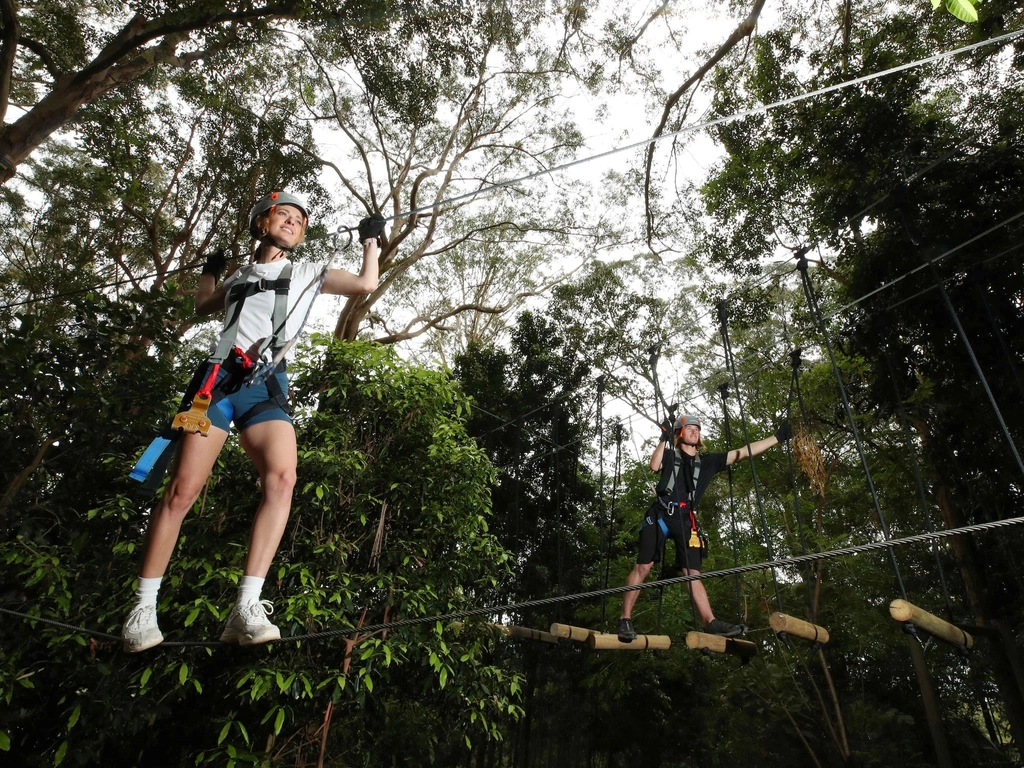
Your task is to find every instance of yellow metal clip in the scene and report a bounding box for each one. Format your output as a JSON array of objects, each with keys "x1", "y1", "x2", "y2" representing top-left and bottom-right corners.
[
  {"x1": 688, "y1": 531, "x2": 701, "y2": 548},
  {"x1": 171, "y1": 393, "x2": 213, "y2": 436}
]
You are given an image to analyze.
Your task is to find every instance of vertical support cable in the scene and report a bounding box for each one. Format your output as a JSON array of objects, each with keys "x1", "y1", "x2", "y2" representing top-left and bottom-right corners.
[
  {"x1": 795, "y1": 255, "x2": 908, "y2": 600},
  {"x1": 921, "y1": 253, "x2": 1024, "y2": 480},
  {"x1": 717, "y1": 300, "x2": 784, "y2": 611},
  {"x1": 895, "y1": 198, "x2": 1024, "y2": 480},
  {"x1": 597, "y1": 376, "x2": 607, "y2": 624},
  {"x1": 785, "y1": 349, "x2": 817, "y2": 622},
  {"x1": 718, "y1": 382, "x2": 744, "y2": 623},
  {"x1": 602, "y1": 424, "x2": 623, "y2": 621},
  {"x1": 879, "y1": 341, "x2": 955, "y2": 620}
]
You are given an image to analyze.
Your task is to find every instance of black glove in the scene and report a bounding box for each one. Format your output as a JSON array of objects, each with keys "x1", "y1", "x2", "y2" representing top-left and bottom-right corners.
[
  {"x1": 358, "y1": 213, "x2": 386, "y2": 246},
  {"x1": 774, "y1": 419, "x2": 792, "y2": 443},
  {"x1": 659, "y1": 418, "x2": 672, "y2": 442},
  {"x1": 200, "y1": 248, "x2": 226, "y2": 282}
]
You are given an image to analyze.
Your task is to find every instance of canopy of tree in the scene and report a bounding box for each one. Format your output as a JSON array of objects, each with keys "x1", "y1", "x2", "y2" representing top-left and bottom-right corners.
[{"x1": 2, "y1": 0, "x2": 1023, "y2": 766}]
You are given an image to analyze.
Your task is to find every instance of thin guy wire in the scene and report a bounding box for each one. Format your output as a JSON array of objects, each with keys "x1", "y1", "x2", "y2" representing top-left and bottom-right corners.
[
  {"x1": 796, "y1": 256, "x2": 909, "y2": 600},
  {"x1": 4, "y1": 515, "x2": 1022, "y2": 647}
]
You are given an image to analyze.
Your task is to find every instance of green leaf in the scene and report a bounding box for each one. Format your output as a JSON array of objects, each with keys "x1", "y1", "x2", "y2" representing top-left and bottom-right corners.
[
  {"x1": 0, "y1": 732, "x2": 10, "y2": 751},
  {"x1": 218, "y1": 722, "x2": 231, "y2": 745},
  {"x1": 439, "y1": 666, "x2": 448, "y2": 689},
  {"x1": 54, "y1": 740, "x2": 68, "y2": 766},
  {"x1": 67, "y1": 705, "x2": 80, "y2": 730},
  {"x1": 140, "y1": 668, "x2": 152, "y2": 688},
  {"x1": 179, "y1": 663, "x2": 188, "y2": 685},
  {"x1": 274, "y1": 708, "x2": 285, "y2": 735},
  {"x1": 945, "y1": 0, "x2": 978, "y2": 22}
]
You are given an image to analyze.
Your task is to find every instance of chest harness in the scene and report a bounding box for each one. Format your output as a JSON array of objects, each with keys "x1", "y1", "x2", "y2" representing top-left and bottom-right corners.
[
  {"x1": 129, "y1": 264, "x2": 294, "y2": 495},
  {"x1": 651, "y1": 447, "x2": 704, "y2": 551}
]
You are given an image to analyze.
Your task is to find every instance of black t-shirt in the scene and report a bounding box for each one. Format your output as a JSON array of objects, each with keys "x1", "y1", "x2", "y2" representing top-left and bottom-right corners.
[{"x1": 657, "y1": 446, "x2": 727, "y2": 507}]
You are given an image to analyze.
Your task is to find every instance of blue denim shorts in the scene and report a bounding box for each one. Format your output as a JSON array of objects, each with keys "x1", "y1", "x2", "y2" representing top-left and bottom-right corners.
[{"x1": 179, "y1": 367, "x2": 291, "y2": 433}]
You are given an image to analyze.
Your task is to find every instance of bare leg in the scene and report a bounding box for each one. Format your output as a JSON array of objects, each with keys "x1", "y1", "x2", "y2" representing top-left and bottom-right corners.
[
  {"x1": 620, "y1": 562, "x2": 654, "y2": 619},
  {"x1": 686, "y1": 569, "x2": 715, "y2": 625},
  {"x1": 238, "y1": 419, "x2": 297, "y2": 578},
  {"x1": 140, "y1": 428, "x2": 229, "y2": 578}
]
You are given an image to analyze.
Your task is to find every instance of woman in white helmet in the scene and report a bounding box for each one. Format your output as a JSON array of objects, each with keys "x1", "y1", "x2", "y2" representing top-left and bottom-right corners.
[{"x1": 122, "y1": 191, "x2": 384, "y2": 652}]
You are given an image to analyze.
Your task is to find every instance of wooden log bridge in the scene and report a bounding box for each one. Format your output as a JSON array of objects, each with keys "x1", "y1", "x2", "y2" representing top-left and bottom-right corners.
[
  {"x1": 550, "y1": 624, "x2": 671, "y2": 650},
  {"x1": 453, "y1": 622, "x2": 559, "y2": 644},
  {"x1": 890, "y1": 599, "x2": 974, "y2": 650},
  {"x1": 769, "y1": 612, "x2": 831, "y2": 645},
  {"x1": 685, "y1": 632, "x2": 758, "y2": 658},
  {"x1": 588, "y1": 633, "x2": 671, "y2": 651}
]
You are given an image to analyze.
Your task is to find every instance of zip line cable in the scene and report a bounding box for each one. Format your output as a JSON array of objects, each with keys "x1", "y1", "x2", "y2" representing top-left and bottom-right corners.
[
  {"x1": 3, "y1": 31, "x2": 1017, "y2": 314},
  {"x1": 5, "y1": 515, "x2": 1023, "y2": 648},
  {"x1": 367, "y1": 29, "x2": 1024, "y2": 229}
]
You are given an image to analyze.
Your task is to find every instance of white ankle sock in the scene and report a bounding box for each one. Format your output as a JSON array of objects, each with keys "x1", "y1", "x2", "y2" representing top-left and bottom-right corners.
[
  {"x1": 237, "y1": 575, "x2": 265, "y2": 607},
  {"x1": 134, "y1": 576, "x2": 162, "y2": 608}
]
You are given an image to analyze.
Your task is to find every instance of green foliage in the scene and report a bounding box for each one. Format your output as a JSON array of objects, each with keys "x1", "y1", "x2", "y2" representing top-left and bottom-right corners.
[
  {"x1": 931, "y1": 0, "x2": 980, "y2": 23},
  {"x1": 0, "y1": 336, "x2": 523, "y2": 766}
]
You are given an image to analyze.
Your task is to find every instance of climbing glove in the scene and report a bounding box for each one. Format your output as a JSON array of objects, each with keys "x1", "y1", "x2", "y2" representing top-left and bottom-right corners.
[
  {"x1": 201, "y1": 248, "x2": 226, "y2": 282},
  {"x1": 658, "y1": 418, "x2": 672, "y2": 442},
  {"x1": 774, "y1": 419, "x2": 793, "y2": 443},
  {"x1": 358, "y1": 213, "x2": 387, "y2": 246}
]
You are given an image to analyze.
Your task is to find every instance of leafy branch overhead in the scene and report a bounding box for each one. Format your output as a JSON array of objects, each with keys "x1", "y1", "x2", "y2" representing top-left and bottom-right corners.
[{"x1": 0, "y1": 0, "x2": 481, "y2": 184}]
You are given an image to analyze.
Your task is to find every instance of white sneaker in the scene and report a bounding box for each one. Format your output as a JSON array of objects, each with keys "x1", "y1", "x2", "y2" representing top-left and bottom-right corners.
[
  {"x1": 219, "y1": 600, "x2": 281, "y2": 646},
  {"x1": 122, "y1": 604, "x2": 163, "y2": 652}
]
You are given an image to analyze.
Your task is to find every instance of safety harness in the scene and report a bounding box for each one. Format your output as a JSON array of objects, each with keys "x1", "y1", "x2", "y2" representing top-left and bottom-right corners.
[
  {"x1": 130, "y1": 263, "x2": 294, "y2": 496},
  {"x1": 649, "y1": 446, "x2": 708, "y2": 560}
]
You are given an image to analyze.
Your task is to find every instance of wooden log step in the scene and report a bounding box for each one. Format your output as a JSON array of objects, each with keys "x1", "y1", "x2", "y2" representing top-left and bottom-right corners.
[
  {"x1": 549, "y1": 623, "x2": 599, "y2": 642},
  {"x1": 685, "y1": 631, "x2": 758, "y2": 658},
  {"x1": 502, "y1": 625, "x2": 560, "y2": 644},
  {"x1": 890, "y1": 599, "x2": 974, "y2": 649},
  {"x1": 769, "y1": 612, "x2": 831, "y2": 645},
  {"x1": 451, "y1": 622, "x2": 559, "y2": 643},
  {"x1": 587, "y1": 633, "x2": 671, "y2": 651}
]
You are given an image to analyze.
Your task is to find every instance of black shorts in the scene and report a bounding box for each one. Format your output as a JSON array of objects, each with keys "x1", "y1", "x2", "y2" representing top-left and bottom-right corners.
[{"x1": 636, "y1": 500, "x2": 704, "y2": 569}]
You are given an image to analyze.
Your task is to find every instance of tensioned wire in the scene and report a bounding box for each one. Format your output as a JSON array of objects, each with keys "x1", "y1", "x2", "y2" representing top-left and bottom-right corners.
[
  {"x1": 4, "y1": 516, "x2": 1021, "y2": 647},
  {"x1": 2, "y1": 30, "x2": 1018, "y2": 314},
  {"x1": 27, "y1": 217, "x2": 1017, "y2": 485},
  {"x1": 514, "y1": 228, "x2": 1022, "y2": 469},
  {"x1": 380, "y1": 29, "x2": 1024, "y2": 226}
]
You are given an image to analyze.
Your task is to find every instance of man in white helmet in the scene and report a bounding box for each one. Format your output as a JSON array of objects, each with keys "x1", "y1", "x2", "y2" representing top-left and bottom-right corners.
[
  {"x1": 122, "y1": 192, "x2": 385, "y2": 652},
  {"x1": 618, "y1": 413, "x2": 791, "y2": 641}
]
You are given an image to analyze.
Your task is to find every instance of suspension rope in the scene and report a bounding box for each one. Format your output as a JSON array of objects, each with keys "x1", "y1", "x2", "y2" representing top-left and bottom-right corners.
[
  {"x1": 366, "y1": 30, "x2": 1024, "y2": 230},
  {"x1": 717, "y1": 382, "x2": 744, "y2": 623},
  {"x1": 784, "y1": 348, "x2": 817, "y2": 624},
  {"x1": 8, "y1": 31, "x2": 1012, "y2": 317},
  {"x1": 796, "y1": 254, "x2": 909, "y2": 600},
  {"x1": 879, "y1": 338, "x2": 956, "y2": 621},
  {"x1": 5, "y1": 516, "x2": 1022, "y2": 648},
  {"x1": 717, "y1": 299, "x2": 784, "y2": 611}
]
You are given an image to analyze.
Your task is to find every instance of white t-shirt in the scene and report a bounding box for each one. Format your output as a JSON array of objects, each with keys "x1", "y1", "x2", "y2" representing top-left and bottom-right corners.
[{"x1": 216, "y1": 259, "x2": 323, "y2": 361}]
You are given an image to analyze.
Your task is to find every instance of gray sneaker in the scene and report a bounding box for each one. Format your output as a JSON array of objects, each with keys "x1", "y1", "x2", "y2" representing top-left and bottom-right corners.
[
  {"x1": 219, "y1": 600, "x2": 281, "y2": 646},
  {"x1": 703, "y1": 619, "x2": 746, "y2": 637},
  {"x1": 617, "y1": 617, "x2": 638, "y2": 643},
  {"x1": 122, "y1": 604, "x2": 163, "y2": 652}
]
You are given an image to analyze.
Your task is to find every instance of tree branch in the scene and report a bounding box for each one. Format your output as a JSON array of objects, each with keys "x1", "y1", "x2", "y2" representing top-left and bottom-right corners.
[
  {"x1": 643, "y1": 0, "x2": 767, "y2": 250},
  {"x1": 0, "y1": 0, "x2": 18, "y2": 124}
]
